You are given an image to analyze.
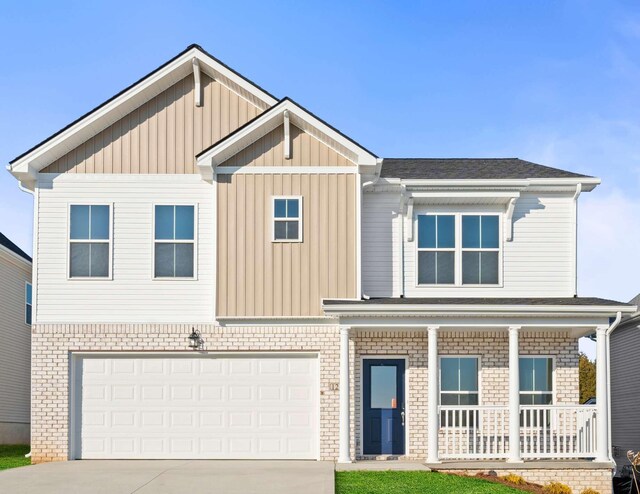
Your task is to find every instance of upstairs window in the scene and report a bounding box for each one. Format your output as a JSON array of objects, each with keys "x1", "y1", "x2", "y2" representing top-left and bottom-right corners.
[
  {"x1": 417, "y1": 215, "x2": 455, "y2": 284},
  {"x1": 462, "y1": 215, "x2": 500, "y2": 285},
  {"x1": 154, "y1": 205, "x2": 195, "y2": 278},
  {"x1": 25, "y1": 282, "x2": 32, "y2": 325},
  {"x1": 417, "y1": 213, "x2": 501, "y2": 286},
  {"x1": 69, "y1": 205, "x2": 111, "y2": 278},
  {"x1": 273, "y1": 197, "x2": 302, "y2": 242},
  {"x1": 519, "y1": 357, "x2": 553, "y2": 405}
]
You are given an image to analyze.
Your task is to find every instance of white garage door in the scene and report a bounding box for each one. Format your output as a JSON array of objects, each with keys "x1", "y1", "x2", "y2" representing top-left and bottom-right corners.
[{"x1": 73, "y1": 354, "x2": 319, "y2": 459}]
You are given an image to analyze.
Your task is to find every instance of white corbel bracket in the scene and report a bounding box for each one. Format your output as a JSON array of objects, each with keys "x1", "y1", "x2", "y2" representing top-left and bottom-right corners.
[
  {"x1": 192, "y1": 58, "x2": 202, "y2": 107},
  {"x1": 283, "y1": 110, "x2": 291, "y2": 159},
  {"x1": 505, "y1": 197, "x2": 517, "y2": 241},
  {"x1": 406, "y1": 197, "x2": 414, "y2": 242}
]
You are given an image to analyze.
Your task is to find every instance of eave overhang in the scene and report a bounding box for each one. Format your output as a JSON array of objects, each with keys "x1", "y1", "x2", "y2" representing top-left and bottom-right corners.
[{"x1": 7, "y1": 44, "x2": 279, "y2": 188}]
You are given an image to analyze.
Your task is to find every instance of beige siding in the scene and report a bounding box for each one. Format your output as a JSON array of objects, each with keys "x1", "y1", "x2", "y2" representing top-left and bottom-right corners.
[
  {"x1": 217, "y1": 173, "x2": 357, "y2": 317},
  {"x1": 221, "y1": 124, "x2": 355, "y2": 167},
  {"x1": 0, "y1": 250, "x2": 31, "y2": 424},
  {"x1": 43, "y1": 74, "x2": 262, "y2": 174}
]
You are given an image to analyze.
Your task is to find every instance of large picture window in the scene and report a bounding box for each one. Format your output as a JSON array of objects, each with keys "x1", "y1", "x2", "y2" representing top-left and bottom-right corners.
[
  {"x1": 154, "y1": 205, "x2": 195, "y2": 278},
  {"x1": 69, "y1": 205, "x2": 111, "y2": 278},
  {"x1": 462, "y1": 215, "x2": 500, "y2": 285},
  {"x1": 417, "y1": 215, "x2": 455, "y2": 284}
]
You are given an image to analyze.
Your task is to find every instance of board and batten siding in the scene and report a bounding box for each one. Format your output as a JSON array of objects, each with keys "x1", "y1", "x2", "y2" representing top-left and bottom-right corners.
[
  {"x1": 35, "y1": 175, "x2": 214, "y2": 323},
  {"x1": 0, "y1": 249, "x2": 31, "y2": 424},
  {"x1": 42, "y1": 73, "x2": 262, "y2": 174},
  {"x1": 221, "y1": 124, "x2": 355, "y2": 167},
  {"x1": 217, "y1": 173, "x2": 357, "y2": 317},
  {"x1": 363, "y1": 191, "x2": 575, "y2": 297},
  {"x1": 611, "y1": 321, "x2": 640, "y2": 467}
]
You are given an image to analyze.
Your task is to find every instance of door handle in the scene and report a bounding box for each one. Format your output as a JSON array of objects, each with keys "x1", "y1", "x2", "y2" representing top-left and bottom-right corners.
[{"x1": 401, "y1": 411, "x2": 405, "y2": 427}]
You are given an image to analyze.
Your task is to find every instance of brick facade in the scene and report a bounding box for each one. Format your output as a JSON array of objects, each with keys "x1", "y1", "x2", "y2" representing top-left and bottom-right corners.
[{"x1": 31, "y1": 324, "x2": 579, "y2": 465}]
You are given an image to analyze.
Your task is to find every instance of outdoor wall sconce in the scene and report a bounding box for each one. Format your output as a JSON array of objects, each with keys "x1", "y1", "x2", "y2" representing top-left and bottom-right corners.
[{"x1": 188, "y1": 328, "x2": 203, "y2": 350}]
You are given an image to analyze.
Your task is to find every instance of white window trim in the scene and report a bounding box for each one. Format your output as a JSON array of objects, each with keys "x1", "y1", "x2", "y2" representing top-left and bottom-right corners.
[
  {"x1": 415, "y1": 211, "x2": 503, "y2": 288},
  {"x1": 518, "y1": 355, "x2": 556, "y2": 405},
  {"x1": 438, "y1": 355, "x2": 482, "y2": 430},
  {"x1": 272, "y1": 195, "x2": 303, "y2": 243},
  {"x1": 416, "y1": 214, "x2": 456, "y2": 286},
  {"x1": 460, "y1": 213, "x2": 501, "y2": 286},
  {"x1": 66, "y1": 203, "x2": 113, "y2": 281},
  {"x1": 152, "y1": 203, "x2": 198, "y2": 281},
  {"x1": 25, "y1": 281, "x2": 32, "y2": 326}
]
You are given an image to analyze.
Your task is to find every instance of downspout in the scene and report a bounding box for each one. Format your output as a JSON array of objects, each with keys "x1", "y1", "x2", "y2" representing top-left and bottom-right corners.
[
  {"x1": 606, "y1": 311, "x2": 622, "y2": 464},
  {"x1": 572, "y1": 184, "x2": 582, "y2": 297},
  {"x1": 361, "y1": 159, "x2": 384, "y2": 300},
  {"x1": 16, "y1": 179, "x2": 34, "y2": 459}
]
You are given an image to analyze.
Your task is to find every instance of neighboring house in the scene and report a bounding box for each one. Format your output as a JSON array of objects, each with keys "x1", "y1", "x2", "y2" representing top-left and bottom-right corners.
[
  {"x1": 6, "y1": 44, "x2": 635, "y2": 492},
  {"x1": 0, "y1": 232, "x2": 32, "y2": 444},
  {"x1": 611, "y1": 293, "x2": 640, "y2": 471}
]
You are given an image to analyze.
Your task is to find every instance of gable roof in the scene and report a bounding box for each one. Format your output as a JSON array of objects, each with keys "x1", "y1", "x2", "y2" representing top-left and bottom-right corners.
[
  {"x1": 381, "y1": 158, "x2": 594, "y2": 180},
  {"x1": 7, "y1": 44, "x2": 278, "y2": 186},
  {"x1": 195, "y1": 97, "x2": 378, "y2": 178},
  {"x1": 0, "y1": 233, "x2": 31, "y2": 263}
]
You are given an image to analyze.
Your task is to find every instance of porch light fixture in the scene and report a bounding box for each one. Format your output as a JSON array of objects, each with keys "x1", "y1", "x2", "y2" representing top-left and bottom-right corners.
[{"x1": 188, "y1": 328, "x2": 202, "y2": 350}]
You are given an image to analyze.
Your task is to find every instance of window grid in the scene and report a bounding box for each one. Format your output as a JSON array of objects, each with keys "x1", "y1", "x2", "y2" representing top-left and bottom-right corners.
[
  {"x1": 439, "y1": 356, "x2": 480, "y2": 428},
  {"x1": 272, "y1": 196, "x2": 302, "y2": 242},
  {"x1": 462, "y1": 214, "x2": 500, "y2": 285},
  {"x1": 153, "y1": 205, "x2": 196, "y2": 279},
  {"x1": 519, "y1": 356, "x2": 554, "y2": 405},
  {"x1": 417, "y1": 214, "x2": 455, "y2": 285},
  {"x1": 68, "y1": 204, "x2": 111, "y2": 279}
]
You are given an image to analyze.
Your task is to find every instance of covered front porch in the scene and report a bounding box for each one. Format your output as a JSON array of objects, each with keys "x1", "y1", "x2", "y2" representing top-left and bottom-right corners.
[{"x1": 323, "y1": 297, "x2": 634, "y2": 466}]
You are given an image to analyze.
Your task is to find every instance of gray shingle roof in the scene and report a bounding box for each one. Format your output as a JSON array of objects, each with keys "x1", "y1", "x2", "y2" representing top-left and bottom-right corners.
[
  {"x1": 0, "y1": 233, "x2": 31, "y2": 262},
  {"x1": 324, "y1": 297, "x2": 630, "y2": 306},
  {"x1": 380, "y1": 158, "x2": 592, "y2": 180}
]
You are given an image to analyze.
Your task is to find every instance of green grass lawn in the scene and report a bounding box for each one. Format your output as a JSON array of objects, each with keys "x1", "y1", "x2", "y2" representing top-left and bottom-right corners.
[
  {"x1": 0, "y1": 445, "x2": 30, "y2": 471},
  {"x1": 336, "y1": 471, "x2": 526, "y2": 494}
]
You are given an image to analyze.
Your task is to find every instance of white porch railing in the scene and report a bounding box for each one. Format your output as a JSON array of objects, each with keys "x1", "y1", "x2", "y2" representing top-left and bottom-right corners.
[
  {"x1": 520, "y1": 405, "x2": 597, "y2": 459},
  {"x1": 439, "y1": 406, "x2": 509, "y2": 459},
  {"x1": 438, "y1": 405, "x2": 597, "y2": 460}
]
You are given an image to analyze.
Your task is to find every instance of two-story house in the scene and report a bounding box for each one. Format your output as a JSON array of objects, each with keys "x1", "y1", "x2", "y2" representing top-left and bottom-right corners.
[{"x1": 7, "y1": 44, "x2": 635, "y2": 493}]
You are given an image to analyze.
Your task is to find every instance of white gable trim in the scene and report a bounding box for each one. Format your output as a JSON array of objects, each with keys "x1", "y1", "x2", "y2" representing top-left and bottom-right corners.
[
  {"x1": 195, "y1": 98, "x2": 378, "y2": 182},
  {"x1": 7, "y1": 45, "x2": 277, "y2": 188}
]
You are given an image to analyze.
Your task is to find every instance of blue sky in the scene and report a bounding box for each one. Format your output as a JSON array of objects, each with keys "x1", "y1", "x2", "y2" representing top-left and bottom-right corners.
[{"x1": 1, "y1": 0, "x2": 639, "y2": 312}]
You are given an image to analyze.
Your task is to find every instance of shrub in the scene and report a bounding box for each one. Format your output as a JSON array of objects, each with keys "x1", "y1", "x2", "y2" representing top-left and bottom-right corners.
[
  {"x1": 579, "y1": 489, "x2": 599, "y2": 494},
  {"x1": 543, "y1": 482, "x2": 573, "y2": 494},
  {"x1": 502, "y1": 473, "x2": 527, "y2": 485}
]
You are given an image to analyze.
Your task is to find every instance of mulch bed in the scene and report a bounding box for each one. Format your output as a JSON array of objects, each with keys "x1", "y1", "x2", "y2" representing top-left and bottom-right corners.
[{"x1": 435, "y1": 470, "x2": 544, "y2": 493}]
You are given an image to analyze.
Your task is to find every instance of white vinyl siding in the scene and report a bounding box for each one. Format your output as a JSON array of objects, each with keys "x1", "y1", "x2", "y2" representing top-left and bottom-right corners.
[
  {"x1": 362, "y1": 192, "x2": 576, "y2": 297},
  {"x1": 35, "y1": 175, "x2": 214, "y2": 323},
  {"x1": 0, "y1": 249, "x2": 31, "y2": 424}
]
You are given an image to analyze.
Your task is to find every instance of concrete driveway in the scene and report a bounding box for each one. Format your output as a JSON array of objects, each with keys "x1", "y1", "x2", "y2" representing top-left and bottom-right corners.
[{"x1": 0, "y1": 460, "x2": 335, "y2": 494}]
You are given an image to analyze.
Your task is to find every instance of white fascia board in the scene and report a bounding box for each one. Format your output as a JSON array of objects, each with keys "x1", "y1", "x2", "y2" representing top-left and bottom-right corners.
[
  {"x1": 321, "y1": 303, "x2": 636, "y2": 317},
  {"x1": 373, "y1": 177, "x2": 600, "y2": 192},
  {"x1": 8, "y1": 46, "x2": 277, "y2": 179},
  {"x1": 196, "y1": 99, "x2": 376, "y2": 177}
]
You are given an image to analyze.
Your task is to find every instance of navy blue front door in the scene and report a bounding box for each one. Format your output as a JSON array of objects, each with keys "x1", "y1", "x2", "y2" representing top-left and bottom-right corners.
[{"x1": 363, "y1": 359, "x2": 405, "y2": 455}]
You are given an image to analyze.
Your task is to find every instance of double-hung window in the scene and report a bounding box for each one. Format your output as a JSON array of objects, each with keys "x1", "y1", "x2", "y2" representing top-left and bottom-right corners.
[
  {"x1": 25, "y1": 282, "x2": 32, "y2": 325},
  {"x1": 417, "y1": 215, "x2": 455, "y2": 284},
  {"x1": 519, "y1": 357, "x2": 553, "y2": 405},
  {"x1": 273, "y1": 197, "x2": 302, "y2": 242},
  {"x1": 154, "y1": 205, "x2": 195, "y2": 278},
  {"x1": 440, "y1": 357, "x2": 479, "y2": 426},
  {"x1": 417, "y1": 213, "x2": 500, "y2": 286},
  {"x1": 69, "y1": 205, "x2": 111, "y2": 278},
  {"x1": 462, "y1": 215, "x2": 500, "y2": 285}
]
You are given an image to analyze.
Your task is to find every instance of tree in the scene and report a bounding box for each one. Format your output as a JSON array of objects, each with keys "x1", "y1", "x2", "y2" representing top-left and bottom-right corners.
[{"x1": 579, "y1": 352, "x2": 596, "y2": 403}]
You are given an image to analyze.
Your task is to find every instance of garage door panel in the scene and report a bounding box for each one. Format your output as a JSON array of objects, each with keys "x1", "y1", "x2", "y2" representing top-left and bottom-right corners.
[{"x1": 76, "y1": 355, "x2": 319, "y2": 459}]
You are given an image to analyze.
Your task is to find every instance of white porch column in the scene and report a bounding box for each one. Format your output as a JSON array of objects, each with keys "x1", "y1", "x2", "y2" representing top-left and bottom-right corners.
[
  {"x1": 508, "y1": 326, "x2": 523, "y2": 463},
  {"x1": 595, "y1": 325, "x2": 609, "y2": 463},
  {"x1": 338, "y1": 326, "x2": 351, "y2": 463},
  {"x1": 427, "y1": 326, "x2": 440, "y2": 463}
]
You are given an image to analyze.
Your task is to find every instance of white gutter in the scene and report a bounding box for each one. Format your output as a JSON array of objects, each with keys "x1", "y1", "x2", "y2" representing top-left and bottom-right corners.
[
  {"x1": 606, "y1": 311, "x2": 622, "y2": 464},
  {"x1": 572, "y1": 184, "x2": 582, "y2": 297}
]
